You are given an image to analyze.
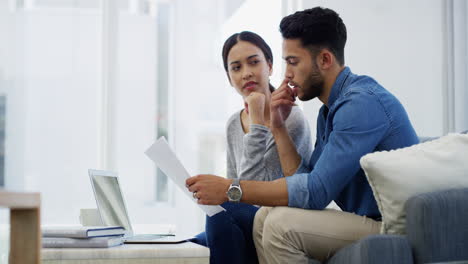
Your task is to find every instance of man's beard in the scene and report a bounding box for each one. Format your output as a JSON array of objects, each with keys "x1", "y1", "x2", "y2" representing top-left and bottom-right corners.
[{"x1": 299, "y1": 62, "x2": 324, "y2": 101}]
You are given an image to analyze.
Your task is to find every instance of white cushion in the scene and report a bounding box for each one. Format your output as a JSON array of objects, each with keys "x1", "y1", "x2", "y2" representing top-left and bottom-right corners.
[{"x1": 360, "y1": 133, "x2": 468, "y2": 234}]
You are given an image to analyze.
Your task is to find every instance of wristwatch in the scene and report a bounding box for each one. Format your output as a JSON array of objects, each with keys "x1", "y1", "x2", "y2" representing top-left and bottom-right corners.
[{"x1": 227, "y1": 178, "x2": 242, "y2": 203}]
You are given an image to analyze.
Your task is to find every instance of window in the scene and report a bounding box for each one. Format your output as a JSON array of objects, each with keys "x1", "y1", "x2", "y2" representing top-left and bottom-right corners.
[
  {"x1": 0, "y1": 95, "x2": 5, "y2": 187},
  {"x1": 155, "y1": 1, "x2": 171, "y2": 203},
  {"x1": 1, "y1": 0, "x2": 102, "y2": 222}
]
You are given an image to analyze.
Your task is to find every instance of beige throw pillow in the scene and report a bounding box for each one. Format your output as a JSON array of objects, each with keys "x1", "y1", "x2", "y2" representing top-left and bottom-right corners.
[{"x1": 360, "y1": 133, "x2": 468, "y2": 234}]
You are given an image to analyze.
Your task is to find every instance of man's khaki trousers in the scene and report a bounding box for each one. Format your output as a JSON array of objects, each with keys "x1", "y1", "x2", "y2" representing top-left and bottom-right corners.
[{"x1": 253, "y1": 207, "x2": 381, "y2": 264}]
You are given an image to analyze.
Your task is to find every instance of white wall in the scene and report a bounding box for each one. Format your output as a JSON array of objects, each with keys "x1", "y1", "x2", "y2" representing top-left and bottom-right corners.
[{"x1": 302, "y1": 0, "x2": 445, "y2": 137}]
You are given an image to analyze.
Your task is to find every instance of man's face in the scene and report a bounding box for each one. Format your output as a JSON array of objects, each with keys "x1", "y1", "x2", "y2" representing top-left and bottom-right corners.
[{"x1": 282, "y1": 39, "x2": 324, "y2": 101}]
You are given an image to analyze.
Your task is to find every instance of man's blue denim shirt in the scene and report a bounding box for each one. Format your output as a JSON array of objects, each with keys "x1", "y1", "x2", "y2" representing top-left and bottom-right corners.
[{"x1": 286, "y1": 67, "x2": 419, "y2": 219}]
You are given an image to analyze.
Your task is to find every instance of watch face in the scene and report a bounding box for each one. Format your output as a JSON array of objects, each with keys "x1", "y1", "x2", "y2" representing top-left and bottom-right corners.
[{"x1": 228, "y1": 186, "x2": 242, "y2": 201}]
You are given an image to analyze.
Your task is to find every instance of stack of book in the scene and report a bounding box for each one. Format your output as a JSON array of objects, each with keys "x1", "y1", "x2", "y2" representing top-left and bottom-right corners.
[{"x1": 42, "y1": 225, "x2": 126, "y2": 248}]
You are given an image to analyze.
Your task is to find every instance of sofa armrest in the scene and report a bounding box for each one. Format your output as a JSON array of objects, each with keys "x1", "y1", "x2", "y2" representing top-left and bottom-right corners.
[
  {"x1": 405, "y1": 188, "x2": 468, "y2": 264},
  {"x1": 326, "y1": 235, "x2": 412, "y2": 264}
]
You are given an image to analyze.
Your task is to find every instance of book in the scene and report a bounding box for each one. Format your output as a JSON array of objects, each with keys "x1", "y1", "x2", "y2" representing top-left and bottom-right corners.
[
  {"x1": 42, "y1": 236, "x2": 124, "y2": 248},
  {"x1": 42, "y1": 225, "x2": 125, "y2": 238}
]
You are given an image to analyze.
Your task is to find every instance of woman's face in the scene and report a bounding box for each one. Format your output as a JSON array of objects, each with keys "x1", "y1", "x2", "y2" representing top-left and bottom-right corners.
[{"x1": 227, "y1": 41, "x2": 273, "y2": 99}]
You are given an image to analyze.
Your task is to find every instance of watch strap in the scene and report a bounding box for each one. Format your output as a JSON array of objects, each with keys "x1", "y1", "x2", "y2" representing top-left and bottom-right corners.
[{"x1": 231, "y1": 178, "x2": 240, "y2": 187}]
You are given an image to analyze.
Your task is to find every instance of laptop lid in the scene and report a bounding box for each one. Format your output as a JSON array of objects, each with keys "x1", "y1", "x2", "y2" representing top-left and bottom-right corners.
[{"x1": 88, "y1": 169, "x2": 134, "y2": 237}]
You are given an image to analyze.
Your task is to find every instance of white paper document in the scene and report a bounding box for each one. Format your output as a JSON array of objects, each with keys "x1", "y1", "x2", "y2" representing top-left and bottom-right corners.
[{"x1": 145, "y1": 137, "x2": 225, "y2": 217}]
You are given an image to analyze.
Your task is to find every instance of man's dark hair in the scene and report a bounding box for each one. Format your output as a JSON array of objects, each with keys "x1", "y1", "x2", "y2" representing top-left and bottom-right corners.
[
  {"x1": 222, "y1": 31, "x2": 275, "y2": 92},
  {"x1": 280, "y1": 7, "x2": 347, "y2": 65}
]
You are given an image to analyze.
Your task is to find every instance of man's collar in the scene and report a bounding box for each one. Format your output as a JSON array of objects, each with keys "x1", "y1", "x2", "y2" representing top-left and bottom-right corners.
[{"x1": 327, "y1": 67, "x2": 351, "y2": 108}]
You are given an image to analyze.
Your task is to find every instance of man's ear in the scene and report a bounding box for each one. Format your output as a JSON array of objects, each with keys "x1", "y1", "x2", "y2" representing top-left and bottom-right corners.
[{"x1": 318, "y1": 49, "x2": 334, "y2": 70}]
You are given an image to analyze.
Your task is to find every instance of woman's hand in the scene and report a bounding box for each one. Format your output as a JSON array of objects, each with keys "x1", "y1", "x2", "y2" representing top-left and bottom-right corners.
[
  {"x1": 186, "y1": 174, "x2": 232, "y2": 205},
  {"x1": 245, "y1": 92, "x2": 266, "y2": 125},
  {"x1": 270, "y1": 79, "x2": 296, "y2": 129}
]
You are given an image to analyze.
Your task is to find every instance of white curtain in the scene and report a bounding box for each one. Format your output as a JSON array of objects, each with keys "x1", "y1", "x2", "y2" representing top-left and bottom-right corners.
[{"x1": 444, "y1": 0, "x2": 468, "y2": 133}]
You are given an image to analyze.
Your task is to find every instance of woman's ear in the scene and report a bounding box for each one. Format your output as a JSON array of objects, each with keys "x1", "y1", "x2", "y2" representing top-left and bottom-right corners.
[{"x1": 268, "y1": 61, "x2": 273, "y2": 76}]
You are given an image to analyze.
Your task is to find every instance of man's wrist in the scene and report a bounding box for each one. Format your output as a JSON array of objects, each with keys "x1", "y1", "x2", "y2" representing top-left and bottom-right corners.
[
  {"x1": 224, "y1": 179, "x2": 232, "y2": 202},
  {"x1": 226, "y1": 178, "x2": 242, "y2": 202}
]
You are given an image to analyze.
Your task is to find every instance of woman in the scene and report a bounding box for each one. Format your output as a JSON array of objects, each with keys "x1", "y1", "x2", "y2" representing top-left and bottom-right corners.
[{"x1": 192, "y1": 31, "x2": 312, "y2": 263}]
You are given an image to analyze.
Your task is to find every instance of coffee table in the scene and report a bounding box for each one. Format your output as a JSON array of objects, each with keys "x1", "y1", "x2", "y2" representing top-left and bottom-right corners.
[{"x1": 42, "y1": 242, "x2": 209, "y2": 264}]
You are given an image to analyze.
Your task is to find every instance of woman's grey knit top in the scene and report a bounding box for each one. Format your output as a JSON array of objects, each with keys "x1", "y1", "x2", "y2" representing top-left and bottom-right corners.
[{"x1": 226, "y1": 106, "x2": 313, "y2": 181}]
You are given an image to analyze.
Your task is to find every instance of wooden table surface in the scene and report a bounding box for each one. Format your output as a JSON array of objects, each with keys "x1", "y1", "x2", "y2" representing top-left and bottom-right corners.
[{"x1": 0, "y1": 190, "x2": 41, "y2": 264}]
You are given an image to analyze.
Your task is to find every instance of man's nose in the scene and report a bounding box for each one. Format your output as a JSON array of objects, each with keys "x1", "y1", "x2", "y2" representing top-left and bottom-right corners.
[{"x1": 284, "y1": 68, "x2": 293, "y2": 80}]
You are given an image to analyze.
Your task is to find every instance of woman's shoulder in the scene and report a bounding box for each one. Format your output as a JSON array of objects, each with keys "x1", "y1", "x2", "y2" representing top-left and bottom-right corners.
[
  {"x1": 287, "y1": 105, "x2": 307, "y2": 122},
  {"x1": 226, "y1": 109, "x2": 243, "y2": 131},
  {"x1": 284, "y1": 106, "x2": 310, "y2": 132}
]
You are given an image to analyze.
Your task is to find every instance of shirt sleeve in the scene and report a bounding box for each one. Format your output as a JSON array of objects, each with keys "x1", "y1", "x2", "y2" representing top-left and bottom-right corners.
[
  {"x1": 286, "y1": 91, "x2": 391, "y2": 209},
  {"x1": 226, "y1": 118, "x2": 238, "y2": 179},
  {"x1": 238, "y1": 124, "x2": 275, "y2": 181},
  {"x1": 238, "y1": 107, "x2": 313, "y2": 181},
  {"x1": 287, "y1": 108, "x2": 313, "y2": 174},
  {"x1": 226, "y1": 143, "x2": 237, "y2": 179}
]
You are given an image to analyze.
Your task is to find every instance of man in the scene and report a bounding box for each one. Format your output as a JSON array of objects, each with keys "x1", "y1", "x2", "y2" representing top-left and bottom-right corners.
[{"x1": 186, "y1": 7, "x2": 418, "y2": 263}]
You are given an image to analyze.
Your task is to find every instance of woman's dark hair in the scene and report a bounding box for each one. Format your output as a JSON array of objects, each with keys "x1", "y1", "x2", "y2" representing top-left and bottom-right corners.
[
  {"x1": 280, "y1": 7, "x2": 347, "y2": 65},
  {"x1": 222, "y1": 31, "x2": 275, "y2": 92}
]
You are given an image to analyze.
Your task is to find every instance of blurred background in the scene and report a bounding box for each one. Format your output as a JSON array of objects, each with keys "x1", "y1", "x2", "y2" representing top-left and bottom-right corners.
[{"x1": 0, "y1": 0, "x2": 466, "y2": 260}]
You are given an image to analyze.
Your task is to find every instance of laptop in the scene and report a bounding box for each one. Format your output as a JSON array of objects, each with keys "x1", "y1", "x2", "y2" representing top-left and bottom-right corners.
[{"x1": 88, "y1": 169, "x2": 191, "y2": 244}]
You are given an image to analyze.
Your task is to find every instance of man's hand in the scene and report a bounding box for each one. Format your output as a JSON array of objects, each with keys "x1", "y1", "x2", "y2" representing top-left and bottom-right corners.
[
  {"x1": 269, "y1": 79, "x2": 302, "y2": 176},
  {"x1": 186, "y1": 174, "x2": 232, "y2": 205},
  {"x1": 245, "y1": 92, "x2": 266, "y2": 125},
  {"x1": 270, "y1": 79, "x2": 296, "y2": 129}
]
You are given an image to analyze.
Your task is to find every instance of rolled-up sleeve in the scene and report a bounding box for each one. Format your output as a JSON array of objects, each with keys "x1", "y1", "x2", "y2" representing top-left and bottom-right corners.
[{"x1": 286, "y1": 173, "x2": 310, "y2": 208}]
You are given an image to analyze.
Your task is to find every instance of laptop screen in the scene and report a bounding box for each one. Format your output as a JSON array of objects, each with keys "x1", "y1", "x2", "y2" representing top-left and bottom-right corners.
[{"x1": 89, "y1": 170, "x2": 132, "y2": 234}]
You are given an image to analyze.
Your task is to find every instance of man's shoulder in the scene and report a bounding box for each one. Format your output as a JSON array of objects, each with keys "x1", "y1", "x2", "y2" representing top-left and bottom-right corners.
[
  {"x1": 330, "y1": 74, "x2": 392, "y2": 118},
  {"x1": 344, "y1": 74, "x2": 383, "y2": 97},
  {"x1": 336, "y1": 73, "x2": 397, "y2": 109}
]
